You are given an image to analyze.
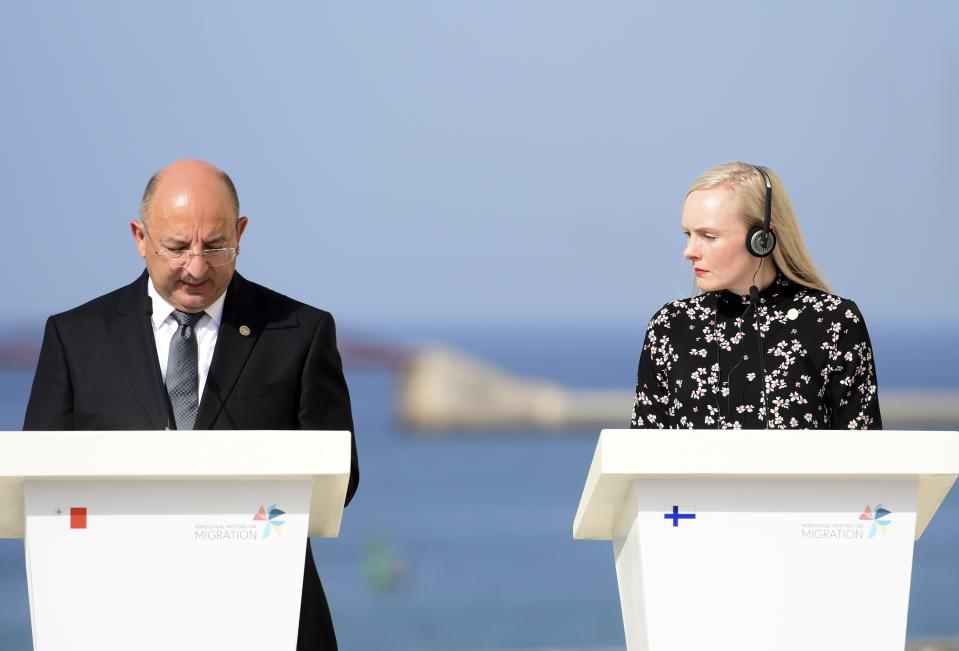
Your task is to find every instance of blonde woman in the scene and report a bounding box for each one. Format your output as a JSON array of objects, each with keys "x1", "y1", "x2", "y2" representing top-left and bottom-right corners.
[{"x1": 631, "y1": 162, "x2": 882, "y2": 430}]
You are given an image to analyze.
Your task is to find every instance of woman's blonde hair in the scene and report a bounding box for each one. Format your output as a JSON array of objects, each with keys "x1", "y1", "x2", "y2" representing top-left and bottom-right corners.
[{"x1": 687, "y1": 161, "x2": 831, "y2": 294}]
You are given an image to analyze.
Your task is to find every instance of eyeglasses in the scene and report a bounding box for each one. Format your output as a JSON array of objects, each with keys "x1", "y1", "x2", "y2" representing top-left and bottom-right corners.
[{"x1": 140, "y1": 223, "x2": 238, "y2": 269}]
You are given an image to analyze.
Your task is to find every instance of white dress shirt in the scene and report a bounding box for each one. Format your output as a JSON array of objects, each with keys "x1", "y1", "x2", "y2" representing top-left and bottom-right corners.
[{"x1": 147, "y1": 280, "x2": 226, "y2": 406}]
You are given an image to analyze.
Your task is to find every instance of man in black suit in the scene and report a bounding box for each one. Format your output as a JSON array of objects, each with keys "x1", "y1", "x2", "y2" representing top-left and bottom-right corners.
[{"x1": 23, "y1": 158, "x2": 358, "y2": 650}]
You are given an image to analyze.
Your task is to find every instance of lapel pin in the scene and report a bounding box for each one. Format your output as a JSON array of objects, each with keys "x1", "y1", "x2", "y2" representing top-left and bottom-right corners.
[{"x1": 239, "y1": 325, "x2": 251, "y2": 337}]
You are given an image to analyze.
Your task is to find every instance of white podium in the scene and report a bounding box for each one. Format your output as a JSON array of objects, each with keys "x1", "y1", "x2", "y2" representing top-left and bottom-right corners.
[
  {"x1": 573, "y1": 430, "x2": 959, "y2": 651},
  {"x1": 0, "y1": 430, "x2": 352, "y2": 651}
]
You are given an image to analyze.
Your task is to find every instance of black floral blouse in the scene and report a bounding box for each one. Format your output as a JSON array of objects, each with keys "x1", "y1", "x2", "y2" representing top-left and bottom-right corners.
[{"x1": 631, "y1": 274, "x2": 882, "y2": 430}]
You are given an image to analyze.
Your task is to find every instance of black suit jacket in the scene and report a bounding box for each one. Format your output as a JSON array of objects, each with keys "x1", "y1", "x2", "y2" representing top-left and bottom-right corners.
[{"x1": 24, "y1": 270, "x2": 359, "y2": 650}]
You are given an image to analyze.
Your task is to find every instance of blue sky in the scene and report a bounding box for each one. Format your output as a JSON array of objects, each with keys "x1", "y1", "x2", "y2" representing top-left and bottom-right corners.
[{"x1": 1, "y1": 1, "x2": 956, "y2": 330}]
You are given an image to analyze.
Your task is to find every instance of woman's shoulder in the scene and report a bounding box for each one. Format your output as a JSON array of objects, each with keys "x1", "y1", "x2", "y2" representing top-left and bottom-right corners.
[
  {"x1": 646, "y1": 294, "x2": 714, "y2": 330},
  {"x1": 791, "y1": 286, "x2": 867, "y2": 321},
  {"x1": 786, "y1": 286, "x2": 872, "y2": 344}
]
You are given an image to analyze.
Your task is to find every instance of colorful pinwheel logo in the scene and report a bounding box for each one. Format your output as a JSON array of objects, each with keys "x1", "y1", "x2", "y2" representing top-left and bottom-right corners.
[
  {"x1": 859, "y1": 504, "x2": 892, "y2": 539},
  {"x1": 254, "y1": 504, "x2": 286, "y2": 539}
]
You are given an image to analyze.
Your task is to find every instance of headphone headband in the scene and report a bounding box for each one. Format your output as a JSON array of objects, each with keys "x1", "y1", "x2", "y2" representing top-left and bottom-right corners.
[
  {"x1": 753, "y1": 165, "x2": 772, "y2": 233},
  {"x1": 746, "y1": 164, "x2": 776, "y2": 257}
]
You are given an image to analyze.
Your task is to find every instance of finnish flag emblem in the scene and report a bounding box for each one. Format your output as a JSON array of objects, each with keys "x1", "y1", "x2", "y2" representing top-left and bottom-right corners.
[{"x1": 664, "y1": 505, "x2": 696, "y2": 527}]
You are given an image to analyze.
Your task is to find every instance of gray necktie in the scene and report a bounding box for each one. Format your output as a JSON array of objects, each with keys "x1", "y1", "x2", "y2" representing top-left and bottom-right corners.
[{"x1": 166, "y1": 310, "x2": 204, "y2": 430}]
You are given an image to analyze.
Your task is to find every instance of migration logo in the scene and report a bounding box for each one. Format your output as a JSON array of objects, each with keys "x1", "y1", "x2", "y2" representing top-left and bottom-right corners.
[
  {"x1": 253, "y1": 504, "x2": 286, "y2": 539},
  {"x1": 859, "y1": 504, "x2": 892, "y2": 539}
]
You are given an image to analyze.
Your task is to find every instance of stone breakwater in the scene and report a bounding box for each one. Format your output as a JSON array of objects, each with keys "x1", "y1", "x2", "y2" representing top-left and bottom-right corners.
[{"x1": 397, "y1": 345, "x2": 959, "y2": 431}]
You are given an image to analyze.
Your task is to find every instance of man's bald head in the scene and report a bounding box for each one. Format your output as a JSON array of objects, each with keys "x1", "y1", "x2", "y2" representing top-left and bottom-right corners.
[
  {"x1": 131, "y1": 158, "x2": 249, "y2": 312},
  {"x1": 139, "y1": 159, "x2": 240, "y2": 224}
]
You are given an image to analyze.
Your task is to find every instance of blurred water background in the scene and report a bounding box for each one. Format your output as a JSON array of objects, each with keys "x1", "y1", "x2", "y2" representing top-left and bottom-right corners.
[{"x1": 1, "y1": 324, "x2": 956, "y2": 650}]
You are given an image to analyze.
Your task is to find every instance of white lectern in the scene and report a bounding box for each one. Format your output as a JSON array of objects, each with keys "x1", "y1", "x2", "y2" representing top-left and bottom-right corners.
[
  {"x1": 0, "y1": 430, "x2": 351, "y2": 651},
  {"x1": 573, "y1": 430, "x2": 959, "y2": 651}
]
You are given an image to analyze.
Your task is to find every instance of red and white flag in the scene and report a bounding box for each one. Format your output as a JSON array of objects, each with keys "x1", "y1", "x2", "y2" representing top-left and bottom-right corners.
[{"x1": 56, "y1": 507, "x2": 88, "y2": 530}]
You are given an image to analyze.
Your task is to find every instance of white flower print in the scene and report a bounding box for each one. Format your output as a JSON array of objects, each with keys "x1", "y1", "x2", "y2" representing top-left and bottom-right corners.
[{"x1": 631, "y1": 274, "x2": 881, "y2": 430}]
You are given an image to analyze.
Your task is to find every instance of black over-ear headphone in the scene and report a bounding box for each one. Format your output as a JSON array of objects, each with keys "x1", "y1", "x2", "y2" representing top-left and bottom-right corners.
[{"x1": 745, "y1": 165, "x2": 776, "y2": 257}]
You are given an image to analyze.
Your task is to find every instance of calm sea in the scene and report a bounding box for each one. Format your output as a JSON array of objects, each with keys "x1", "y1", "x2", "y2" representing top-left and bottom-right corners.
[{"x1": 0, "y1": 326, "x2": 956, "y2": 650}]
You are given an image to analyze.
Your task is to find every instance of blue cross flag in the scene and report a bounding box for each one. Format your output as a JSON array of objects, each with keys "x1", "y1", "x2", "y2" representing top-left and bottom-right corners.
[{"x1": 664, "y1": 505, "x2": 696, "y2": 527}]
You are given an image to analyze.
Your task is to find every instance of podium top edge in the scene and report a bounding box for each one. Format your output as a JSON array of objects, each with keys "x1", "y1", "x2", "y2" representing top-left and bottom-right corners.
[
  {"x1": 0, "y1": 430, "x2": 352, "y2": 479},
  {"x1": 594, "y1": 429, "x2": 959, "y2": 474}
]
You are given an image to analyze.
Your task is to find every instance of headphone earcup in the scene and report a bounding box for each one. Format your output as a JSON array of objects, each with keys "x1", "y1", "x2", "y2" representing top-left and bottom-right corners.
[{"x1": 746, "y1": 226, "x2": 776, "y2": 257}]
